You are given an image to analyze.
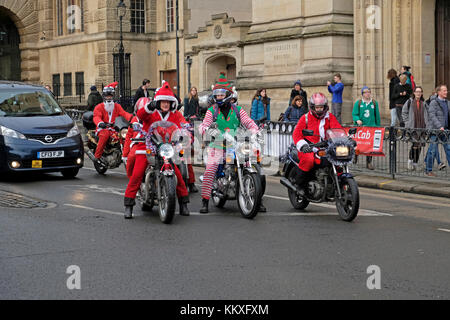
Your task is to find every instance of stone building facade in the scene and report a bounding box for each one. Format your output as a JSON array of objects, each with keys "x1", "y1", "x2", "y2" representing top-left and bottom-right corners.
[{"x1": 0, "y1": 0, "x2": 449, "y2": 123}]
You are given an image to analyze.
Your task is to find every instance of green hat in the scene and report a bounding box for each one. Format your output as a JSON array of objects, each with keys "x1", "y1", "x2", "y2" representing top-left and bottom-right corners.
[{"x1": 213, "y1": 72, "x2": 232, "y2": 92}]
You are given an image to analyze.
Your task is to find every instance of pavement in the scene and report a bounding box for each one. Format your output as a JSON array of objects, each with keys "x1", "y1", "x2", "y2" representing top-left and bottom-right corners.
[{"x1": 353, "y1": 173, "x2": 450, "y2": 199}]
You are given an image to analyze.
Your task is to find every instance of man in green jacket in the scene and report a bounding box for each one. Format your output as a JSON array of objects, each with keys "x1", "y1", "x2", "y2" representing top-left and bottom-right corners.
[{"x1": 352, "y1": 86, "x2": 381, "y2": 170}]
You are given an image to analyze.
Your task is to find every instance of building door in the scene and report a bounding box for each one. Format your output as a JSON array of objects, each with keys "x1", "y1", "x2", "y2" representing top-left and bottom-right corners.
[
  {"x1": 436, "y1": 0, "x2": 450, "y2": 87},
  {"x1": 0, "y1": 10, "x2": 21, "y2": 81},
  {"x1": 161, "y1": 70, "x2": 178, "y2": 96}
]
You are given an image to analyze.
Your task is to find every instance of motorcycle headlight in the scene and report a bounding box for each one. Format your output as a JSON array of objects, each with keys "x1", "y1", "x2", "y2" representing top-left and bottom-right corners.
[
  {"x1": 0, "y1": 125, "x2": 26, "y2": 140},
  {"x1": 67, "y1": 124, "x2": 80, "y2": 138},
  {"x1": 159, "y1": 143, "x2": 175, "y2": 159},
  {"x1": 237, "y1": 142, "x2": 252, "y2": 157},
  {"x1": 336, "y1": 146, "x2": 350, "y2": 157},
  {"x1": 120, "y1": 128, "x2": 128, "y2": 139}
]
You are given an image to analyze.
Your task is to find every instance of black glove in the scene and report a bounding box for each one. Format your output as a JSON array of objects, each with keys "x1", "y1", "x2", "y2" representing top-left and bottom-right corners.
[
  {"x1": 300, "y1": 144, "x2": 313, "y2": 153},
  {"x1": 146, "y1": 100, "x2": 157, "y2": 112},
  {"x1": 349, "y1": 139, "x2": 357, "y2": 148},
  {"x1": 98, "y1": 123, "x2": 107, "y2": 129}
]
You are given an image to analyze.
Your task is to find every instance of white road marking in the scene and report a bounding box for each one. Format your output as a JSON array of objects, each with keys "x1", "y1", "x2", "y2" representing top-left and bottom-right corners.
[
  {"x1": 82, "y1": 167, "x2": 128, "y2": 176},
  {"x1": 69, "y1": 184, "x2": 126, "y2": 197},
  {"x1": 64, "y1": 204, "x2": 129, "y2": 217},
  {"x1": 263, "y1": 195, "x2": 393, "y2": 217},
  {"x1": 438, "y1": 228, "x2": 450, "y2": 233}
]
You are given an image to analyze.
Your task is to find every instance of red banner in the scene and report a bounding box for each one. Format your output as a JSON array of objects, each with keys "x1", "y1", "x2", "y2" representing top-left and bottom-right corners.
[{"x1": 345, "y1": 127, "x2": 385, "y2": 156}]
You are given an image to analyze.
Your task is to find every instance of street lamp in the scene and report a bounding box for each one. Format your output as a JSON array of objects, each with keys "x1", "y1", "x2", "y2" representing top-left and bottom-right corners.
[
  {"x1": 185, "y1": 56, "x2": 192, "y2": 92},
  {"x1": 117, "y1": 0, "x2": 127, "y2": 105}
]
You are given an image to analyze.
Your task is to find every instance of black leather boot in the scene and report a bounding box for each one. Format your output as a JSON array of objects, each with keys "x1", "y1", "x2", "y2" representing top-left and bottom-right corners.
[
  {"x1": 124, "y1": 197, "x2": 135, "y2": 220},
  {"x1": 188, "y1": 183, "x2": 199, "y2": 193},
  {"x1": 200, "y1": 198, "x2": 209, "y2": 214},
  {"x1": 179, "y1": 197, "x2": 190, "y2": 216}
]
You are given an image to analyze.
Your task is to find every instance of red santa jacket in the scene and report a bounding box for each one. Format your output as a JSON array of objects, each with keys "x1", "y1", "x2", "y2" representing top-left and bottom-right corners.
[
  {"x1": 132, "y1": 108, "x2": 189, "y2": 154},
  {"x1": 93, "y1": 102, "x2": 133, "y2": 127},
  {"x1": 293, "y1": 111, "x2": 342, "y2": 152},
  {"x1": 123, "y1": 115, "x2": 139, "y2": 158}
]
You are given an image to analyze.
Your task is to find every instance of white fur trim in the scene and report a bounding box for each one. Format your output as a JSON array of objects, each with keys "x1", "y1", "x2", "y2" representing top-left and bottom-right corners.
[
  {"x1": 157, "y1": 110, "x2": 171, "y2": 121},
  {"x1": 135, "y1": 150, "x2": 148, "y2": 155},
  {"x1": 319, "y1": 113, "x2": 330, "y2": 139},
  {"x1": 296, "y1": 140, "x2": 308, "y2": 151}
]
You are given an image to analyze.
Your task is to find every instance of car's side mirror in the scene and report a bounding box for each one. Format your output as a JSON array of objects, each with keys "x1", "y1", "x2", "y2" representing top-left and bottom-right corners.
[
  {"x1": 302, "y1": 130, "x2": 314, "y2": 137},
  {"x1": 349, "y1": 128, "x2": 357, "y2": 135}
]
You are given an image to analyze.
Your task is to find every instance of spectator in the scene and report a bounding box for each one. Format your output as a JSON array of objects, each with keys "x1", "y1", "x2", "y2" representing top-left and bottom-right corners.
[
  {"x1": 327, "y1": 73, "x2": 345, "y2": 123},
  {"x1": 87, "y1": 86, "x2": 103, "y2": 111},
  {"x1": 402, "y1": 86, "x2": 429, "y2": 171},
  {"x1": 289, "y1": 80, "x2": 308, "y2": 109},
  {"x1": 251, "y1": 88, "x2": 271, "y2": 122},
  {"x1": 392, "y1": 74, "x2": 412, "y2": 127},
  {"x1": 284, "y1": 95, "x2": 307, "y2": 123},
  {"x1": 424, "y1": 89, "x2": 444, "y2": 170},
  {"x1": 401, "y1": 66, "x2": 416, "y2": 91},
  {"x1": 426, "y1": 84, "x2": 450, "y2": 176},
  {"x1": 387, "y1": 69, "x2": 401, "y2": 126},
  {"x1": 133, "y1": 79, "x2": 151, "y2": 106},
  {"x1": 183, "y1": 87, "x2": 200, "y2": 120},
  {"x1": 352, "y1": 86, "x2": 381, "y2": 170}
]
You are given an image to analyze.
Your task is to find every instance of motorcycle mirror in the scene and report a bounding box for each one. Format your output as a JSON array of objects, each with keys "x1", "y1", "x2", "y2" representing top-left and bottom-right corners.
[
  {"x1": 349, "y1": 128, "x2": 357, "y2": 135},
  {"x1": 302, "y1": 130, "x2": 314, "y2": 137}
]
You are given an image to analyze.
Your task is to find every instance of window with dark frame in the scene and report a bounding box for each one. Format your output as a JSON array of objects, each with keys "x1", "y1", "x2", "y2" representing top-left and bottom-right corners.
[
  {"x1": 131, "y1": 0, "x2": 145, "y2": 33},
  {"x1": 64, "y1": 73, "x2": 72, "y2": 96},
  {"x1": 166, "y1": 0, "x2": 174, "y2": 32},
  {"x1": 68, "y1": 0, "x2": 75, "y2": 34},
  {"x1": 75, "y1": 72, "x2": 84, "y2": 96},
  {"x1": 55, "y1": 0, "x2": 84, "y2": 36},
  {"x1": 57, "y1": 0, "x2": 63, "y2": 36},
  {"x1": 52, "y1": 74, "x2": 61, "y2": 97}
]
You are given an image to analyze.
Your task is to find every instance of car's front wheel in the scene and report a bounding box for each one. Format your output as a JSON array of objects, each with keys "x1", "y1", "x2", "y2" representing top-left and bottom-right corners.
[{"x1": 61, "y1": 168, "x2": 80, "y2": 179}]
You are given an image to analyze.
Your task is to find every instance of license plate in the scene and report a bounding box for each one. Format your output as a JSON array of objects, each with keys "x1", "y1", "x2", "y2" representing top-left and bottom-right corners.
[
  {"x1": 38, "y1": 151, "x2": 65, "y2": 159},
  {"x1": 32, "y1": 160, "x2": 43, "y2": 169}
]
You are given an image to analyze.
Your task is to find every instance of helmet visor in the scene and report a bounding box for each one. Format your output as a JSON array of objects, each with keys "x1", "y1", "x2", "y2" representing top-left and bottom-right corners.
[{"x1": 213, "y1": 89, "x2": 228, "y2": 97}]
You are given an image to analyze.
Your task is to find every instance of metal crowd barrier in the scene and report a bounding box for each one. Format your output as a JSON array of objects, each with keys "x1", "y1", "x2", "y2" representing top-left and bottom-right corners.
[{"x1": 66, "y1": 108, "x2": 449, "y2": 180}]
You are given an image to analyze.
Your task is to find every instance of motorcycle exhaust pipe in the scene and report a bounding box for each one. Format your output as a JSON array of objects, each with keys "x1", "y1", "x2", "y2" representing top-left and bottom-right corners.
[
  {"x1": 85, "y1": 149, "x2": 97, "y2": 162},
  {"x1": 280, "y1": 177, "x2": 297, "y2": 192}
]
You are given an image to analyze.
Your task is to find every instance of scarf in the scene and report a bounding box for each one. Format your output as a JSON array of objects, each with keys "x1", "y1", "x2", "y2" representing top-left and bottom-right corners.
[{"x1": 412, "y1": 99, "x2": 425, "y2": 129}]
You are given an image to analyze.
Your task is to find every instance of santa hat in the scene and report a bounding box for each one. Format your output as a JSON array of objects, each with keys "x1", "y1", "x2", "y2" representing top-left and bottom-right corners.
[
  {"x1": 213, "y1": 72, "x2": 233, "y2": 92},
  {"x1": 104, "y1": 82, "x2": 119, "y2": 91},
  {"x1": 153, "y1": 82, "x2": 178, "y2": 110}
]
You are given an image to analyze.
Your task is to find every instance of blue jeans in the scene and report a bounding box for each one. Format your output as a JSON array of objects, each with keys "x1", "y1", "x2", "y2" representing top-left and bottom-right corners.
[{"x1": 426, "y1": 136, "x2": 450, "y2": 172}]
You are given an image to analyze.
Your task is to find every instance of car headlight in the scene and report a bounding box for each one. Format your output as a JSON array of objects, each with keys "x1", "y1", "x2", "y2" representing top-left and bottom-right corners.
[
  {"x1": 120, "y1": 128, "x2": 128, "y2": 139},
  {"x1": 67, "y1": 124, "x2": 81, "y2": 138},
  {"x1": 0, "y1": 125, "x2": 26, "y2": 139},
  {"x1": 336, "y1": 146, "x2": 350, "y2": 157},
  {"x1": 159, "y1": 143, "x2": 175, "y2": 159}
]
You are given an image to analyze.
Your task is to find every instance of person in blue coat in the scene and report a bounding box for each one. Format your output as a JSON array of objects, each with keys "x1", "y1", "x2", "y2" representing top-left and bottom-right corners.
[
  {"x1": 251, "y1": 88, "x2": 271, "y2": 121},
  {"x1": 283, "y1": 95, "x2": 308, "y2": 123},
  {"x1": 327, "y1": 73, "x2": 345, "y2": 123}
]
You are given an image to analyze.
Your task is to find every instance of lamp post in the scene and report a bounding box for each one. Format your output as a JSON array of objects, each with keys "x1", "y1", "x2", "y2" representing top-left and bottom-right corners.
[
  {"x1": 185, "y1": 56, "x2": 192, "y2": 92},
  {"x1": 117, "y1": 0, "x2": 126, "y2": 105},
  {"x1": 175, "y1": 0, "x2": 180, "y2": 97}
]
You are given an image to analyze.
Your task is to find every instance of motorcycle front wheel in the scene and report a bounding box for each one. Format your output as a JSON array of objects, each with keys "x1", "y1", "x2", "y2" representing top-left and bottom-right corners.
[
  {"x1": 287, "y1": 169, "x2": 310, "y2": 210},
  {"x1": 158, "y1": 175, "x2": 177, "y2": 224},
  {"x1": 94, "y1": 159, "x2": 108, "y2": 175},
  {"x1": 237, "y1": 173, "x2": 262, "y2": 219},
  {"x1": 336, "y1": 177, "x2": 360, "y2": 222}
]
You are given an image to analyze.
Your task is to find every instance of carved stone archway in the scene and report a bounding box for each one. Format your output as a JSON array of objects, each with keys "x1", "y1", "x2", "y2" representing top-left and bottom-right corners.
[
  {"x1": 0, "y1": 1, "x2": 40, "y2": 82},
  {"x1": 205, "y1": 53, "x2": 237, "y2": 89}
]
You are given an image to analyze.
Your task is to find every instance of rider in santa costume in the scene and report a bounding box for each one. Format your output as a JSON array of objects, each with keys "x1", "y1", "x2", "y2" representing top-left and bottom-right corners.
[
  {"x1": 292, "y1": 93, "x2": 343, "y2": 190},
  {"x1": 123, "y1": 83, "x2": 190, "y2": 219},
  {"x1": 123, "y1": 97, "x2": 151, "y2": 178},
  {"x1": 93, "y1": 82, "x2": 133, "y2": 164}
]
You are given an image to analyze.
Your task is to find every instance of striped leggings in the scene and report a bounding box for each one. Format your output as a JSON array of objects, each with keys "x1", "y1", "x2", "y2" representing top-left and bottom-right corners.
[{"x1": 201, "y1": 148, "x2": 224, "y2": 200}]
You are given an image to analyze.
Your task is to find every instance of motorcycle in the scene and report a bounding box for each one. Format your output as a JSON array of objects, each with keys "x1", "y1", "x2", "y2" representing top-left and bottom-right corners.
[
  {"x1": 280, "y1": 128, "x2": 360, "y2": 222},
  {"x1": 133, "y1": 120, "x2": 192, "y2": 224},
  {"x1": 205, "y1": 124, "x2": 265, "y2": 219},
  {"x1": 82, "y1": 111, "x2": 129, "y2": 175}
]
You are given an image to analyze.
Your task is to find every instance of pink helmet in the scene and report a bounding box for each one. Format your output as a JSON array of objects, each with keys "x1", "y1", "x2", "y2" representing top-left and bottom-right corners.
[
  {"x1": 309, "y1": 93, "x2": 329, "y2": 119},
  {"x1": 134, "y1": 97, "x2": 151, "y2": 113}
]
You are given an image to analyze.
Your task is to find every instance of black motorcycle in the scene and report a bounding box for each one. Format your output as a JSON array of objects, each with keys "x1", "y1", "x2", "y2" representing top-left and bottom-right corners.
[
  {"x1": 82, "y1": 111, "x2": 129, "y2": 175},
  {"x1": 280, "y1": 128, "x2": 360, "y2": 222},
  {"x1": 134, "y1": 120, "x2": 191, "y2": 224},
  {"x1": 204, "y1": 124, "x2": 265, "y2": 219}
]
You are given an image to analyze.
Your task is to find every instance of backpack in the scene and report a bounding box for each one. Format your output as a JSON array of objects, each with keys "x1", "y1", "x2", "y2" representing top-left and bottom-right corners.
[
  {"x1": 212, "y1": 103, "x2": 241, "y2": 123},
  {"x1": 358, "y1": 99, "x2": 379, "y2": 125}
]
